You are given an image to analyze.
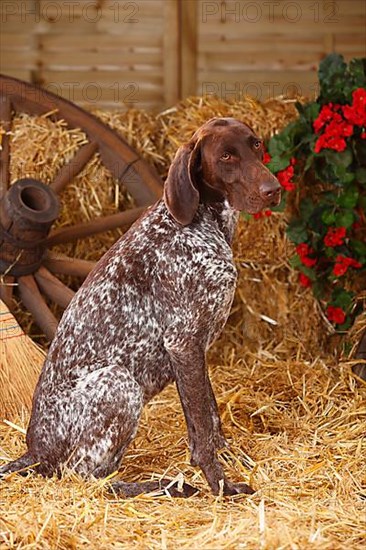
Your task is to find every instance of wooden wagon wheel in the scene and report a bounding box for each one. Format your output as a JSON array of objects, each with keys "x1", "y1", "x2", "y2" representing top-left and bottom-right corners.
[{"x1": 0, "y1": 74, "x2": 163, "y2": 340}]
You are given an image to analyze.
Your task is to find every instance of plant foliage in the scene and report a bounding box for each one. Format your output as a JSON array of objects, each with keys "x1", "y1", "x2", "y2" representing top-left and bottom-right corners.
[{"x1": 265, "y1": 54, "x2": 366, "y2": 330}]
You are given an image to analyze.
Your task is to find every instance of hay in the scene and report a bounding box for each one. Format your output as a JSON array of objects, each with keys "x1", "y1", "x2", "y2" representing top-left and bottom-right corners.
[
  {"x1": 1, "y1": 95, "x2": 365, "y2": 548},
  {"x1": 96, "y1": 96, "x2": 298, "y2": 180},
  {"x1": 154, "y1": 96, "x2": 298, "y2": 179},
  {"x1": 1, "y1": 356, "x2": 365, "y2": 548}
]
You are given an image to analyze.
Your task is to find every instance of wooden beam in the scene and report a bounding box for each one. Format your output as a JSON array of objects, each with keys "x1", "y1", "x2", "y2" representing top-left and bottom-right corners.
[
  {"x1": 179, "y1": 0, "x2": 198, "y2": 98},
  {"x1": 163, "y1": 0, "x2": 180, "y2": 106}
]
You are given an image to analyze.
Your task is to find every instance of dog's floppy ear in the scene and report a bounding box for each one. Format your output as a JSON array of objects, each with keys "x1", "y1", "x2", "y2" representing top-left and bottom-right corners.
[{"x1": 163, "y1": 140, "x2": 202, "y2": 226}]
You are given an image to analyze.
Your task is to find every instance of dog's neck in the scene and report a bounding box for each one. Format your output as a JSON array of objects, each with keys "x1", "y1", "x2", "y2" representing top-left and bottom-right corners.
[
  {"x1": 205, "y1": 200, "x2": 239, "y2": 245},
  {"x1": 198, "y1": 179, "x2": 238, "y2": 245}
]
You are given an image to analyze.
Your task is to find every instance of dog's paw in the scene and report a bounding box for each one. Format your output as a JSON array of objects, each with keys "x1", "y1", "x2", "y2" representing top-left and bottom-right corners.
[
  {"x1": 223, "y1": 481, "x2": 255, "y2": 496},
  {"x1": 163, "y1": 480, "x2": 199, "y2": 498}
]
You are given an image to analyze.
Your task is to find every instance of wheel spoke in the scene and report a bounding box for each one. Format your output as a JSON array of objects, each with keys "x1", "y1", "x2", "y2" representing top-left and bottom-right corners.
[
  {"x1": 34, "y1": 266, "x2": 75, "y2": 309},
  {"x1": 46, "y1": 206, "x2": 146, "y2": 246},
  {"x1": 0, "y1": 95, "x2": 12, "y2": 200},
  {"x1": 50, "y1": 141, "x2": 98, "y2": 194},
  {"x1": 0, "y1": 275, "x2": 15, "y2": 310},
  {"x1": 44, "y1": 252, "x2": 95, "y2": 278},
  {"x1": 122, "y1": 158, "x2": 163, "y2": 202},
  {"x1": 18, "y1": 274, "x2": 58, "y2": 340}
]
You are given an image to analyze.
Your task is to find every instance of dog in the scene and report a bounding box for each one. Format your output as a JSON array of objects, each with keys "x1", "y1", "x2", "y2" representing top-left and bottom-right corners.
[{"x1": 0, "y1": 118, "x2": 281, "y2": 497}]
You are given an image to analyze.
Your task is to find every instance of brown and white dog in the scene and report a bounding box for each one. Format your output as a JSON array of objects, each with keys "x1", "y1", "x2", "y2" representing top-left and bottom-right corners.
[{"x1": 1, "y1": 118, "x2": 280, "y2": 497}]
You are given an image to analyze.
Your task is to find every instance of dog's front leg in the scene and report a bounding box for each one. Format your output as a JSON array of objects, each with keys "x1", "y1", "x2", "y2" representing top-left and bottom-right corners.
[
  {"x1": 206, "y1": 381, "x2": 229, "y2": 451},
  {"x1": 165, "y1": 334, "x2": 253, "y2": 496}
]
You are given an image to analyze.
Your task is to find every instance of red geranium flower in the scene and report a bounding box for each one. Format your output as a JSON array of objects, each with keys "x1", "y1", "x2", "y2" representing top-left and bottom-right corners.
[
  {"x1": 277, "y1": 161, "x2": 296, "y2": 191},
  {"x1": 296, "y1": 243, "x2": 317, "y2": 267},
  {"x1": 312, "y1": 95, "x2": 365, "y2": 153},
  {"x1": 253, "y1": 210, "x2": 272, "y2": 219},
  {"x1": 298, "y1": 273, "x2": 312, "y2": 288},
  {"x1": 333, "y1": 255, "x2": 362, "y2": 276},
  {"x1": 326, "y1": 305, "x2": 346, "y2": 325},
  {"x1": 296, "y1": 243, "x2": 311, "y2": 257},
  {"x1": 324, "y1": 226, "x2": 347, "y2": 247}
]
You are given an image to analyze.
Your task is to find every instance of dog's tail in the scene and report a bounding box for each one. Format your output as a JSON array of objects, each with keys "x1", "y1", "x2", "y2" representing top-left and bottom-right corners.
[
  {"x1": 0, "y1": 452, "x2": 37, "y2": 478},
  {"x1": 110, "y1": 479, "x2": 199, "y2": 498}
]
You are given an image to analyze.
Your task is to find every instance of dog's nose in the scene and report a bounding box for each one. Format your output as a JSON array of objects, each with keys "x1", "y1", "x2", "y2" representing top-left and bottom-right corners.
[{"x1": 259, "y1": 181, "x2": 281, "y2": 203}]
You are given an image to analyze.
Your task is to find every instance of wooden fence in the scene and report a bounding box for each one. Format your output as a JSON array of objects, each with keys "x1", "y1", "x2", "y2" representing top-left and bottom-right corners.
[{"x1": 0, "y1": 0, "x2": 365, "y2": 110}]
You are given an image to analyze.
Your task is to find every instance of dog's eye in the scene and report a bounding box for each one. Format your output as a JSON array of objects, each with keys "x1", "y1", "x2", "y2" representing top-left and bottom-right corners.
[
  {"x1": 220, "y1": 152, "x2": 231, "y2": 161},
  {"x1": 253, "y1": 140, "x2": 262, "y2": 150}
]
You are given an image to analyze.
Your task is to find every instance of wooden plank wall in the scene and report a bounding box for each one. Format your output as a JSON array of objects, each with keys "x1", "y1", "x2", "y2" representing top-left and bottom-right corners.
[
  {"x1": 197, "y1": 0, "x2": 366, "y2": 102},
  {"x1": 0, "y1": 0, "x2": 365, "y2": 111},
  {"x1": 0, "y1": 0, "x2": 173, "y2": 110}
]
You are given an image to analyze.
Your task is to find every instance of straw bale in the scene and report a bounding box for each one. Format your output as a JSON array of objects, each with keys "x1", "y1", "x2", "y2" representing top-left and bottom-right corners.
[
  {"x1": 1, "y1": 354, "x2": 365, "y2": 549},
  {"x1": 154, "y1": 97, "x2": 298, "y2": 174},
  {"x1": 95, "y1": 97, "x2": 299, "y2": 181}
]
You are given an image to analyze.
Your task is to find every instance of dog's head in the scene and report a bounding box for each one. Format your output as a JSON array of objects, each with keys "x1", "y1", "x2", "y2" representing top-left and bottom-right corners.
[{"x1": 164, "y1": 117, "x2": 281, "y2": 225}]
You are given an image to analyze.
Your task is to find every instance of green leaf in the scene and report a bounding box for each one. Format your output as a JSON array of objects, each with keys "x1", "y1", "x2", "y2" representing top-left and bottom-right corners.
[
  {"x1": 304, "y1": 153, "x2": 315, "y2": 172},
  {"x1": 321, "y1": 191, "x2": 338, "y2": 205},
  {"x1": 289, "y1": 255, "x2": 302, "y2": 269},
  {"x1": 318, "y1": 53, "x2": 348, "y2": 103},
  {"x1": 299, "y1": 265, "x2": 317, "y2": 281},
  {"x1": 317, "y1": 159, "x2": 355, "y2": 186},
  {"x1": 267, "y1": 134, "x2": 292, "y2": 157},
  {"x1": 356, "y1": 167, "x2": 366, "y2": 184},
  {"x1": 321, "y1": 208, "x2": 336, "y2": 225},
  {"x1": 295, "y1": 101, "x2": 320, "y2": 124},
  {"x1": 331, "y1": 288, "x2": 354, "y2": 310},
  {"x1": 311, "y1": 205, "x2": 332, "y2": 234},
  {"x1": 347, "y1": 58, "x2": 366, "y2": 92},
  {"x1": 324, "y1": 149, "x2": 353, "y2": 169},
  {"x1": 337, "y1": 186, "x2": 359, "y2": 208},
  {"x1": 312, "y1": 281, "x2": 325, "y2": 300},
  {"x1": 302, "y1": 102, "x2": 321, "y2": 123},
  {"x1": 286, "y1": 220, "x2": 308, "y2": 244},
  {"x1": 335, "y1": 210, "x2": 355, "y2": 228},
  {"x1": 267, "y1": 155, "x2": 291, "y2": 173},
  {"x1": 335, "y1": 171, "x2": 355, "y2": 184},
  {"x1": 299, "y1": 198, "x2": 315, "y2": 222},
  {"x1": 350, "y1": 239, "x2": 366, "y2": 259},
  {"x1": 267, "y1": 120, "x2": 308, "y2": 158}
]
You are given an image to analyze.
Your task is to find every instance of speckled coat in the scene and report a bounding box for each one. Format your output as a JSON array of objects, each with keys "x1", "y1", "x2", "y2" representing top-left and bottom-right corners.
[{"x1": 0, "y1": 118, "x2": 281, "y2": 497}]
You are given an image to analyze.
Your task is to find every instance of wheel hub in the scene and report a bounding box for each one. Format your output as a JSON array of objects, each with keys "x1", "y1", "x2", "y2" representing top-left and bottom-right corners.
[{"x1": 0, "y1": 178, "x2": 60, "y2": 276}]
